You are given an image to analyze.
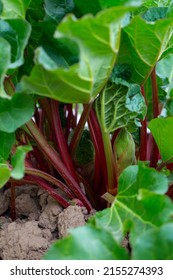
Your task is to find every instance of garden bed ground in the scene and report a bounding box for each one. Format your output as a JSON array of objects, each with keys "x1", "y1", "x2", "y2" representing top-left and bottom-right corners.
[{"x1": 0, "y1": 185, "x2": 89, "y2": 260}]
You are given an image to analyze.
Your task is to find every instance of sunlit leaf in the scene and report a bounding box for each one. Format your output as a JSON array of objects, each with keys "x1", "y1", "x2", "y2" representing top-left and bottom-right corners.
[
  {"x1": 21, "y1": 7, "x2": 131, "y2": 103},
  {"x1": 117, "y1": 16, "x2": 173, "y2": 84}
]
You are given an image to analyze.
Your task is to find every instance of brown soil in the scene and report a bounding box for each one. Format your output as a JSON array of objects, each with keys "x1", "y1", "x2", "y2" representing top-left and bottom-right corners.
[{"x1": 0, "y1": 185, "x2": 88, "y2": 260}]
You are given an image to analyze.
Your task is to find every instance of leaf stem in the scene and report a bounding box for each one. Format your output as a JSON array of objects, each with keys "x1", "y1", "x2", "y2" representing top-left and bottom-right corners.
[
  {"x1": 88, "y1": 108, "x2": 108, "y2": 193},
  {"x1": 50, "y1": 100, "x2": 78, "y2": 182},
  {"x1": 25, "y1": 165, "x2": 75, "y2": 199},
  {"x1": 26, "y1": 119, "x2": 92, "y2": 211},
  {"x1": 102, "y1": 131, "x2": 117, "y2": 195}
]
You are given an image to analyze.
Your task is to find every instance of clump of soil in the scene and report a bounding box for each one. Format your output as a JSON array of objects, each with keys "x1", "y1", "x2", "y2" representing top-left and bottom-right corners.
[
  {"x1": 0, "y1": 219, "x2": 52, "y2": 260},
  {"x1": 0, "y1": 185, "x2": 88, "y2": 260}
]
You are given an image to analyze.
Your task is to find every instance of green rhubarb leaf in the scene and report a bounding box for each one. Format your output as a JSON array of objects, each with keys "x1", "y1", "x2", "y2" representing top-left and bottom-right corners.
[
  {"x1": 89, "y1": 207, "x2": 123, "y2": 243},
  {"x1": 149, "y1": 117, "x2": 173, "y2": 162},
  {"x1": 90, "y1": 164, "x2": 172, "y2": 245},
  {"x1": 95, "y1": 82, "x2": 146, "y2": 133},
  {"x1": 11, "y1": 145, "x2": 32, "y2": 179},
  {"x1": 0, "y1": 131, "x2": 15, "y2": 161},
  {"x1": 0, "y1": 19, "x2": 31, "y2": 69},
  {"x1": 44, "y1": 0, "x2": 75, "y2": 23},
  {"x1": 20, "y1": 7, "x2": 131, "y2": 103},
  {"x1": 0, "y1": 163, "x2": 11, "y2": 188},
  {"x1": 112, "y1": 164, "x2": 173, "y2": 244},
  {"x1": 0, "y1": 93, "x2": 34, "y2": 133},
  {"x1": 0, "y1": 37, "x2": 11, "y2": 98},
  {"x1": 44, "y1": 225, "x2": 129, "y2": 260},
  {"x1": 132, "y1": 223, "x2": 173, "y2": 260},
  {"x1": 117, "y1": 15, "x2": 173, "y2": 84},
  {"x1": 0, "y1": 0, "x2": 31, "y2": 19}
]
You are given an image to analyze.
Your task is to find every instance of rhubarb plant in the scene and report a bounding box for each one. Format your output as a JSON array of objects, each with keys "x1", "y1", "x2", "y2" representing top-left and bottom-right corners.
[{"x1": 0, "y1": 0, "x2": 173, "y2": 259}]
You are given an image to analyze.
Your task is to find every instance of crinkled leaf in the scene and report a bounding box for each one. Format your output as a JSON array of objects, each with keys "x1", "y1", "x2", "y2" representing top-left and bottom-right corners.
[
  {"x1": 117, "y1": 16, "x2": 173, "y2": 84},
  {"x1": 0, "y1": 0, "x2": 31, "y2": 19},
  {"x1": 0, "y1": 131, "x2": 15, "y2": 161},
  {"x1": 156, "y1": 54, "x2": 173, "y2": 96},
  {"x1": 0, "y1": 19, "x2": 31, "y2": 69},
  {"x1": 20, "y1": 7, "x2": 131, "y2": 103},
  {"x1": 142, "y1": 7, "x2": 168, "y2": 21},
  {"x1": 132, "y1": 223, "x2": 173, "y2": 260},
  {"x1": 0, "y1": 37, "x2": 11, "y2": 98},
  {"x1": 149, "y1": 117, "x2": 173, "y2": 162},
  {"x1": 44, "y1": 0, "x2": 75, "y2": 23},
  {"x1": 11, "y1": 145, "x2": 32, "y2": 179},
  {"x1": 125, "y1": 84, "x2": 147, "y2": 118},
  {"x1": 144, "y1": 0, "x2": 173, "y2": 8},
  {"x1": 95, "y1": 82, "x2": 146, "y2": 133},
  {"x1": 0, "y1": 163, "x2": 11, "y2": 188},
  {"x1": 0, "y1": 93, "x2": 34, "y2": 133},
  {"x1": 44, "y1": 225, "x2": 129, "y2": 260},
  {"x1": 111, "y1": 63, "x2": 132, "y2": 81}
]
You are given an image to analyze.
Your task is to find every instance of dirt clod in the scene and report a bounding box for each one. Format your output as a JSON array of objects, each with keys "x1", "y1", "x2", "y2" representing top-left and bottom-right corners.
[
  {"x1": 0, "y1": 186, "x2": 88, "y2": 259},
  {"x1": 0, "y1": 220, "x2": 53, "y2": 260},
  {"x1": 57, "y1": 205, "x2": 86, "y2": 238}
]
